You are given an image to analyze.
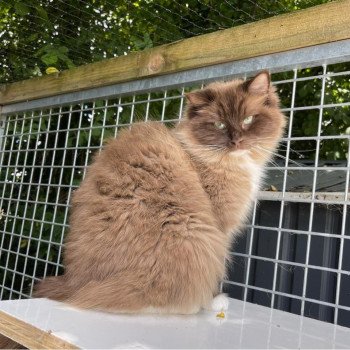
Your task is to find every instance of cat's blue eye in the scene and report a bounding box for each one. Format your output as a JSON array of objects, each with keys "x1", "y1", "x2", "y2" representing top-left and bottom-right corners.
[{"x1": 214, "y1": 121, "x2": 226, "y2": 130}]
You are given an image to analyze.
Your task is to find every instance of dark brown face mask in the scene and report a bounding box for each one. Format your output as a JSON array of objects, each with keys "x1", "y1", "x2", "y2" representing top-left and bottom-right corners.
[{"x1": 184, "y1": 71, "x2": 286, "y2": 157}]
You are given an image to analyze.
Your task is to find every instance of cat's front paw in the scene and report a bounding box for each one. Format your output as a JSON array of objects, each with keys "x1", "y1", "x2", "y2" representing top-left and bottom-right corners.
[{"x1": 210, "y1": 293, "x2": 229, "y2": 311}]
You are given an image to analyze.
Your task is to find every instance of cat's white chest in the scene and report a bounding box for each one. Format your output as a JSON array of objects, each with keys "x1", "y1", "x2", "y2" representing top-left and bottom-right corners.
[{"x1": 237, "y1": 156, "x2": 264, "y2": 200}]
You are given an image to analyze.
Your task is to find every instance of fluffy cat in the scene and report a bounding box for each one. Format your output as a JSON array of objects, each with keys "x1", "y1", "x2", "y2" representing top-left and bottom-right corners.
[{"x1": 35, "y1": 71, "x2": 286, "y2": 314}]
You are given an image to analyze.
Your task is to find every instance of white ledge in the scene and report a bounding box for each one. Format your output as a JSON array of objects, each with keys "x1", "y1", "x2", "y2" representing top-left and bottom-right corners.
[
  {"x1": 258, "y1": 191, "x2": 347, "y2": 202},
  {"x1": 0, "y1": 298, "x2": 350, "y2": 349}
]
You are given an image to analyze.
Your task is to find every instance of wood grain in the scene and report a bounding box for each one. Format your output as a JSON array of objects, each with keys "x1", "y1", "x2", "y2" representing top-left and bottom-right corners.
[
  {"x1": 1, "y1": 0, "x2": 350, "y2": 105},
  {"x1": 0, "y1": 310, "x2": 78, "y2": 349}
]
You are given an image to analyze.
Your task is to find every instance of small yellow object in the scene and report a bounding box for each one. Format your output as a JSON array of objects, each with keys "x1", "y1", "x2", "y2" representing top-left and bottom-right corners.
[
  {"x1": 270, "y1": 185, "x2": 278, "y2": 192},
  {"x1": 46, "y1": 67, "x2": 59, "y2": 74},
  {"x1": 216, "y1": 311, "x2": 225, "y2": 318}
]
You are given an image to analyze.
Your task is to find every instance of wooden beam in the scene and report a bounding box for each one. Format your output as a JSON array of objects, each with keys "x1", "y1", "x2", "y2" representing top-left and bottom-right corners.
[
  {"x1": 0, "y1": 311, "x2": 78, "y2": 349},
  {"x1": 1, "y1": 0, "x2": 350, "y2": 105}
]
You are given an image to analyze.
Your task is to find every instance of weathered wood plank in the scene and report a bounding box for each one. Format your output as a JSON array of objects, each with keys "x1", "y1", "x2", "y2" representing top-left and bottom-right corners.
[
  {"x1": 0, "y1": 310, "x2": 78, "y2": 349},
  {"x1": 1, "y1": 0, "x2": 350, "y2": 105}
]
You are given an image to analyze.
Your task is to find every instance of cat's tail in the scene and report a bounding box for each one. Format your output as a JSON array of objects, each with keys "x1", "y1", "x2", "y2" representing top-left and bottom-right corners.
[
  {"x1": 33, "y1": 275, "x2": 71, "y2": 301},
  {"x1": 34, "y1": 275, "x2": 146, "y2": 312},
  {"x1": 65, "y1": 276, "x2": 148, "y2": 313}
]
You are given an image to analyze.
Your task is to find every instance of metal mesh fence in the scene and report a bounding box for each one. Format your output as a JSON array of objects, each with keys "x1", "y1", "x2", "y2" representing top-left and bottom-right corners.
[{"x1": 0, "y1": 42, "x2": 349, "y2": 327}]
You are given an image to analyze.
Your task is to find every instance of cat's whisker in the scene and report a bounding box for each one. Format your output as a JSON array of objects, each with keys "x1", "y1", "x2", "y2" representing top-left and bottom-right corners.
[
  {"x1": 252, "y1": 139, "x2": 316, "y2": 161},
  {"x1": 257, "y1": 138, "x2": 317, "y2": 159},
  {"x1": 255, "y1": 148, "x2": 318, "y2": 185},
  {"x1": 182, "y1": 145, "x2": 226, "y2": 153},
  {"x1": 258, "y1": 148, "x2": 303, "y2": 167},
  {"x1": 274, "y1": 144, "x2": 308, "y2": 159},
  {"x1": 251, "y1": 147, "x2": 285, "y2": 173},
  {"x1": 268, "y1": 159, "x2": 283, "y2": 170},
  {"x1": 251, "y1": 148, "x2": 313, "y2": 182},
  {"x1": 253, "y1": 137, "x2": 280, "y2": 141},
  {"x1": 255, "y1": 145, "x2": 310, "y2": 169}
]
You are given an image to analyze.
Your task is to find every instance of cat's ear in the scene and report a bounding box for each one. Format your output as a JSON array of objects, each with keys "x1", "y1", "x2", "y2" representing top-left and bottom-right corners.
[
  {"x1": 186, "y1": 88, "x2": 215, "y2": 105},
  {"x1": 244, "y1": 71, "x2": 270, "y2": 95}
]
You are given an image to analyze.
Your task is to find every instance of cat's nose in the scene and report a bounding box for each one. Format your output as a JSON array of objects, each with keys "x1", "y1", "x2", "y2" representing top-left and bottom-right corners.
[{"x1": 230, "y1": 138, "x2": 243, "y2": 147}]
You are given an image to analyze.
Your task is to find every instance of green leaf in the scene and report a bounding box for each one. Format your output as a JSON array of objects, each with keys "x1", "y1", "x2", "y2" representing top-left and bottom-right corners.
[
  {"x1": 14, "y1": 3, "x2": 29, "y2": 16},
  {"x1": 57, "y1": 46, "x2": 68, "y2": 54},
  {"x1": 72, "y1": 179, "x2": 82, "y2": 187},
  {"x1": 59, "y1": 54, "x2": 75, "y2": 69},
  {"x1": 20, "y1": 239, "x2": 28, "y2": 249},
  {"x1": 91, "y1": 127, "x2": 102, "y2": 139},
  {"x1": 103, "y1": 129, "x2": 115, "y2": 140},
  {"x1": 131, "y1": 33, "x2": 153, "y2": 50},
  {"x1": 35, "y1": 5, "x2": 49, "y2": 21},
  {"x1": 27, "y1": 33, "x2": 39, "y2": 42},
  {"x1": 41, "y1": 52, "x2": 58, "y2": 65}
]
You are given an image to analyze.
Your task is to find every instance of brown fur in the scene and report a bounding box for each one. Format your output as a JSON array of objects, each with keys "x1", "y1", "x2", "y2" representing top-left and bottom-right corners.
[{"x1": 35, "y1": 71, "x2": 286, "y2": 314}]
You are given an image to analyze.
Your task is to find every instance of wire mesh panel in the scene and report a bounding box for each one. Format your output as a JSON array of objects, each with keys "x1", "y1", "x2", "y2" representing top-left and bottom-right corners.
[
  {"x1": 0, "y1": 44, "x2": 349, "y2": 327},
  {"x1": 0, "y1": 89, "x2": 186, "y2": 301},
  {"x1": 224, "y1": 63, "x2": 350, "y2": 327}
]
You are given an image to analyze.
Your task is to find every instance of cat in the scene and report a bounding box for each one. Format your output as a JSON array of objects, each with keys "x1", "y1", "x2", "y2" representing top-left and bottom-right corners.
[{"x1": 34, "y1": 71, "x2": 286, "y2": 314}]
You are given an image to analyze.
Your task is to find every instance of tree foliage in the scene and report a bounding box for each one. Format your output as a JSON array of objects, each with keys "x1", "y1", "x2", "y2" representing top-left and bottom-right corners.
[{"x1": 1, "y1": 0, "x2": 332, "y2": 83}]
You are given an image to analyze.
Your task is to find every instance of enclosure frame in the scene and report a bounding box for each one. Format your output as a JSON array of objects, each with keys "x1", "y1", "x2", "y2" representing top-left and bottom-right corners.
[{"x1": 0, "y1": 0, "x2": 350, "y2": 328}]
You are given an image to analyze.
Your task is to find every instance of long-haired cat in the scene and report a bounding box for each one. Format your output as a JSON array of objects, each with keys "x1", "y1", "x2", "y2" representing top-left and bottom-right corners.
[{"x1": 35, "y1": 71, "x2": 286, "y2": 314}]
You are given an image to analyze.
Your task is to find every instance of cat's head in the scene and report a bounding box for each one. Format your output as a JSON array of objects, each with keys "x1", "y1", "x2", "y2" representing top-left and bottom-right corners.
[{"x1": 178, "y1": 71, "x2": 286, "y2": 164}]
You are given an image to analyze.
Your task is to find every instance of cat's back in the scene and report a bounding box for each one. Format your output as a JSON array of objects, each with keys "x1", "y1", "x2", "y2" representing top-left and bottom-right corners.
[
  {"x1": 102, "y1": 122, "x2": 184, "y2": 166},
  {"x1": 72, "y1": 122, "x2": 204, "y2": 212},
  {"x1": 51, "y1": 122, "x2": 226, "y2": 312},
  {"x1": 67, "y1": 121, "x2": 218, "y2": 281},
  {"x1": 88, "y1": 122, "x2": 191, "y2": 185}
]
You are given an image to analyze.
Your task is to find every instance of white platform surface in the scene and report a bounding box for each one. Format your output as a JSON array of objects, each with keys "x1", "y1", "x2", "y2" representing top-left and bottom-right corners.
[{"x1": 1, "y1": 297, "x2": 350, "y2": 349}]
